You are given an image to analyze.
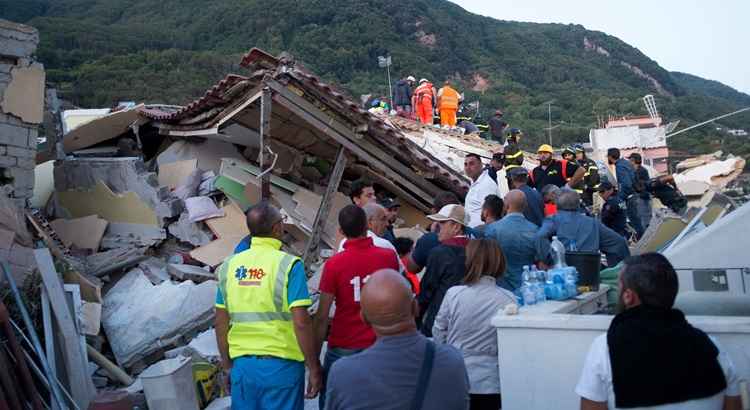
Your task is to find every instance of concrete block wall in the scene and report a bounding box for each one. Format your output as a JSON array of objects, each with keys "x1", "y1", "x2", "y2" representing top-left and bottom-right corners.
[{"x1": 0, "y1": 19, "x2": 43, "y2": 208}]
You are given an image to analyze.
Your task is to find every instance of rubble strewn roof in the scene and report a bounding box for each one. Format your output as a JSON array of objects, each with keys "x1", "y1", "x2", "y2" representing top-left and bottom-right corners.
[{"x1": 140, "y1": 48, "x2": 470, "y2": 204}]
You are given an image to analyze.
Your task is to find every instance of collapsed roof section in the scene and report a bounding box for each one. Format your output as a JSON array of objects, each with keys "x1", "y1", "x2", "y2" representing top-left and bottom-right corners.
[{"x1": 139, "y1": 48, "x2": 469, "y2": 211}]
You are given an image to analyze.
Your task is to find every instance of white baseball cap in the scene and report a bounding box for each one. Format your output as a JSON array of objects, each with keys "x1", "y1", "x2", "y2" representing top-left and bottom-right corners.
[{"x1": 427, "y1": 204, "x2": 467, "y2": 226}]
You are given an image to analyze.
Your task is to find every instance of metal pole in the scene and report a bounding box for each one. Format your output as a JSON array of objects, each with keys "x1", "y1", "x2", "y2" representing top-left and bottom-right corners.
[
  {"x1": 1, "y1": 261, "x2": 66, "y2": 409},
  {"x1": 259, "y1": 86, "x2": 272, "y2": 200},
  {"x1": 386, "y1": 58, "x2": 393, "y2": 111},
  {"x1": 548, "y1": 102, "x2": 552, "y2": 146}
]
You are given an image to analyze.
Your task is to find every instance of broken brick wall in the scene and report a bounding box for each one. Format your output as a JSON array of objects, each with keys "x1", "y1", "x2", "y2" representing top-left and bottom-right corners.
[
  {"x1": 0, "y1": 19, "x2": 44, "y2": 209},
  {"x1": 0, "y1": 19, "x2": 44, "y2": 285}
]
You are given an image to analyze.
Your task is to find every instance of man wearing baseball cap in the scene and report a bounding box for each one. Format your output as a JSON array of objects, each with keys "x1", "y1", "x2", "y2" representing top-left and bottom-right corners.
[
  {"x1": 378, "y1": 198, "x2": 400, "y2": 244},
  {"x1": 417, "y1": 204, "x2": 470, "y2": 337}
]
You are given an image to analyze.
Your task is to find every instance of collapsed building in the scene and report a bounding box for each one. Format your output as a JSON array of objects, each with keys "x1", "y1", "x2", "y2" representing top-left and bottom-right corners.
[{"x1": 1, "y1": 32, "x2": 748, "y2": 408}]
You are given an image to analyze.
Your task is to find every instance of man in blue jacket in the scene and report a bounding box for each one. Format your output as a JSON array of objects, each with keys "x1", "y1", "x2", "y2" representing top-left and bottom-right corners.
[{"x1": 607, "y1": 148, "x2": 644, "y2": 239}]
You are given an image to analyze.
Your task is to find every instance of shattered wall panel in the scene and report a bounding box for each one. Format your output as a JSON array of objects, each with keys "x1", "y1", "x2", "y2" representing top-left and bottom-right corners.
[
  {"x1": 54, "y1": 157, "x2": 180, "y2": 226},
  {"x1": 101, "y1": 268, "x2": 217, "y2": 369},
  {"x1": 1, "y1": 63, "x2": 45, "y2": 124}
]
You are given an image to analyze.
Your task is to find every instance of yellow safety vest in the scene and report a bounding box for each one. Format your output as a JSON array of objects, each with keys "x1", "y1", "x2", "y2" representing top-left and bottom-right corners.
[{"x1": 216, "y1": 237, "x2": 307, "y2": 361}]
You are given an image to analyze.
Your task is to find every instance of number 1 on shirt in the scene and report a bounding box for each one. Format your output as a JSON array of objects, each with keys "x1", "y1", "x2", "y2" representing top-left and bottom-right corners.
[{"x1": 350, "y1": 275, "x2": 371, "y2": 302}]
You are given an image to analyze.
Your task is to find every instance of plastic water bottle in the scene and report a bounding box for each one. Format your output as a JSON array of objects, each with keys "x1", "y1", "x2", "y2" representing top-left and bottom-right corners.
[
  {"x1": 521, "y1": 266, "x2": 536, "y2": 305},
  {"x1": 565, "y1": 267, "x2": 579, "y2": 297},
  {"x1": 551, "y1": 236, "x2": 567, "y2": 268},
  {"x1": 530, "y1": 266, "x2": 546, "y2": 303}
]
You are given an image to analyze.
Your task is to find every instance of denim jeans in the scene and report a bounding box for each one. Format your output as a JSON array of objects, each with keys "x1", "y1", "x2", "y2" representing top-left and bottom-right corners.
[
  {"x1": 626, "y1": 195, "x2": 644, "y2": 239},
  {"x1": 637, "y1": 197, "x2": 652, "y2": 231},
  {"x1": 319, "y1": 347, "x2": 364, "y2": 409}
]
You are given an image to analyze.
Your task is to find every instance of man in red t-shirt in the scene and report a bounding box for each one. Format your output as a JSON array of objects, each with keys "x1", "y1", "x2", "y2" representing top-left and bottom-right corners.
[{"x1": 313, "y1": 205, "x2": 400, "y2": 409}]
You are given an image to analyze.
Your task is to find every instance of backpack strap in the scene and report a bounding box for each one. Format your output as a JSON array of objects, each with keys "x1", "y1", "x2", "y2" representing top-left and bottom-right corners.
[{"x1": 411, "y1": 340, "x2": 436, "y2": 410}]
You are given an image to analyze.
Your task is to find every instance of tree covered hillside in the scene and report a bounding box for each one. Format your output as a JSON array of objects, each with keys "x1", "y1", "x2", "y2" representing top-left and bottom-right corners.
[{"x1": 2, "y1": 0, "x2": 749, "y2": 157}]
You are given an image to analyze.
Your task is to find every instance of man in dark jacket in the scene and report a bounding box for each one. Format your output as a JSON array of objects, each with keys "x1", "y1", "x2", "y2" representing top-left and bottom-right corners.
[
  {"x1": 488, "y1": 110, "x2": 508, "y2": 142},
  {"x1": 392, "y1": 76, "x2": 415, "y2": 116},
  {"x1": 575, "y1": 144, "x2": 601, "y2": 207},
  {"x1": 417, "y1": 204, "x2": 470, "y2": 337},
  {"x1": 628, "y1": 153, "x2": 652, "y2": 230},
  {"x1": 607, "y1": 148, "x2": 644, "y2": 239},
  {"x1": 597, "y1": 181, "x2": 628, "y2": 238}
]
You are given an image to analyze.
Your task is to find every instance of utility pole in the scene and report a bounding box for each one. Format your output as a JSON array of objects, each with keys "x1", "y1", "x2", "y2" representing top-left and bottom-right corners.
[
  {"x1": 378, "y1": 55, "x2": 393, "y2": 109},
  {"x1": 548, "y1": 102, "x2": 552, "y2": 146}
]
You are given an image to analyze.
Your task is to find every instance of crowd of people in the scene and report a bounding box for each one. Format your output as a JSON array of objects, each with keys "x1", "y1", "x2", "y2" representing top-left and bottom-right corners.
[{"x1": 212, "y1": 130, "x2": 720, "y2": 409}]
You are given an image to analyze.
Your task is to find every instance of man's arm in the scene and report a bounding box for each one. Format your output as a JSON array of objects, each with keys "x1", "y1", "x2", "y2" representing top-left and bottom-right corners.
[
  {"x1": 312, "y1": 292, "x2": 334, "y2": 356},
  {"x1": 215, "y1": 307, "x2": 232, "y2": 372},
  {"x1": 580, "y1": 398, "x2": 608, "y2": 410},
  {"x1": 292, "y1": 307, "x2": 323, "y2": 398},
  {"x1": 567, "y1": 164, "x2": 586, "y2": 188},
  {"x1": 723, "y1": 395, "x2": 741, "y2": 410}
]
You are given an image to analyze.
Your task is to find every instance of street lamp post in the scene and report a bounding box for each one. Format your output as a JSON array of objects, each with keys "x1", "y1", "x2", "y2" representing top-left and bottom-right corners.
[{"x1": 378, "y1": 55, "x2": 393, "y2": 110}]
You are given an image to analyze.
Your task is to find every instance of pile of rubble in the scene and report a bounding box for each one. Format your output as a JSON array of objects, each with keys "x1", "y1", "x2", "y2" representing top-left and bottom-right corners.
[{"x1": 2, "y1": 45, "x2": 472, "y2": 409}]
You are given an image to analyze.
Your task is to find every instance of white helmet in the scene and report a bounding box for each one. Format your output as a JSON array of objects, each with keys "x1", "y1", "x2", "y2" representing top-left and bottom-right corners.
[
  {"x1": 406, "y1": 75, "x2": 416, "y2": 82},
  {"x1": 419, "y1": 78, "x2": 428, "y2": 84}
]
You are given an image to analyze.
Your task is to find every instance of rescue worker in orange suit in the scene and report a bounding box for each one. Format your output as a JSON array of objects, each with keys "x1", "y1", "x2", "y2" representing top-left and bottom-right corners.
[
  {"x1": 412, "y1": 79, "x2": 437, "y2": 125},
  {"x1": 437, "y1": 80, "x2": 461, "y2": 128}
]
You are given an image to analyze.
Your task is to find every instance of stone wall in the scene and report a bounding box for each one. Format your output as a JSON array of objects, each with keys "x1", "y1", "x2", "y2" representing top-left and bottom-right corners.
[{"x1": 0, "y1": 19, "x2": 44, "y2": 209}]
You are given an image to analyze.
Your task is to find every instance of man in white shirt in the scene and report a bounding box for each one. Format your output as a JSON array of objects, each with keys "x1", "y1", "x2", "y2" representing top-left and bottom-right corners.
[
  {"x1": 576, "y1": 253, "x2": 741, "y2": 410},
  {"x1": 463, "y1": 153, "x2": 500, "y2": 228}
]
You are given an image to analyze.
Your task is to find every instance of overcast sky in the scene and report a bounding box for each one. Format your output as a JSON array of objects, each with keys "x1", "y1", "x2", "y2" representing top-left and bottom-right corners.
[{"x1": 450, "y1": 0, "x2": 750, "y2": 95}]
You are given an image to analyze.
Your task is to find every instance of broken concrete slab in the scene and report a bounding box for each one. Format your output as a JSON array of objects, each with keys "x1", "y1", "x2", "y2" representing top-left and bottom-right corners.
[
  {"x1": 168, "y1": 212, "x2": 213, "y2": 247},
  {"x1": 189, "y1": 235, "x2": 245, "y2": 267},
  {"x1": 101, "y1": 268, "x2": 217, "y2": 369},
  {"x1": 54, "y1": 157, "x2": 180, "y2": 226},
  {"x1": 81, "y1": 301, "x2": 102, "y2": 336},
  {"x1": 0, "y1": 190, "x2": 32, "y2": 246},
  {"x1": 0, "y1": 62, "x2": 45, "y2": 124},
  {"x1": 62, "y1": 104, "x2": 144, "y2": 153},
  {"x1": 185, "y1": 328, "x2": 219, "y2": 363},
  {"x1": 158, "y1": 158, "x2": 198, "y2": 190},
  {"x1": 156, "y1": 139, "x2": 243, "y2": 175},
  {"x1": 185, "y1": 196, "x2": 224, "y2": 223},
  {"x1": 167, "y1": 263, "x2": 214, "y2": 283},
  {"x1": 138, "y1": 257, "x2": 170, "y2": 285},
  {"x1": 100, "y1": 222, "x2": 167, "y2": 249},
  {"x1": 173, "y1": 168, "x2": 202, "y2": 201},
  {"x1": 50, "y1": 214, "x2": 108, "y2": 252},
  {"x1": 0, "y1": 19, "x2": 39, "y2": 58},
  {"x1": 31, "y1": 160, "x2": 54, "y2": 208},
  {"x1": 84, "y1": 247, "x2": 148, "y2": 277},
  {"x1": 57, "y1": 180, "x2": 160, "y2": 226},
  {"x1": 204, "y1": 201, "x2": 250, "y2": 239}
]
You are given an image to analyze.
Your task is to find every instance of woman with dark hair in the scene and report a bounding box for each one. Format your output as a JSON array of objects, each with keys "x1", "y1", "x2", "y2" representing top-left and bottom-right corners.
[{"x1": 432, "y1": 239, "x2": 517, "y2": 410}]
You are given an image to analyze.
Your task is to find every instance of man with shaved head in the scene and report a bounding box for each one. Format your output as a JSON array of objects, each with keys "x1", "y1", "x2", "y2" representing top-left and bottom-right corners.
[
  {"x1": 214, "y1": 201, "x2": 321, "y2": 409},
  {"x1": 325, "y1": 269, "x2": 470, "y2": 410},
  {"x1": 484, "y1": 190, "x2": 546, "y2": 291}
]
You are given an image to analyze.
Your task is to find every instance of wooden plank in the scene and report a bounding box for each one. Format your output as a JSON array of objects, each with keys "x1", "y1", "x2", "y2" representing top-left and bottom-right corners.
[
  {"x1": 34, "y1": 248, "x2": 94, "y2": 409},
  {"x1": 303, "y1": 146, "x2": 348, "y2": 268},
  {"x1": 271, "y1": 92, "x2": 436, "y2": 206},
  {"x1": 40, "y1": 288, "x2": 60, "y2": 410},
  {"x1": 259, "y1": 87, "x2": 272, "y2": 200},
  {"x1": 265, "y1": 79, "x2": 440, "y2": 198}
]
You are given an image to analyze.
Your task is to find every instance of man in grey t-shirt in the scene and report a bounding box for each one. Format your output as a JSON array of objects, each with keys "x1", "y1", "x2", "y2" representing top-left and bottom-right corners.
[{"x1": 325, "y1": 269, "x2": 469, "y2": 410}]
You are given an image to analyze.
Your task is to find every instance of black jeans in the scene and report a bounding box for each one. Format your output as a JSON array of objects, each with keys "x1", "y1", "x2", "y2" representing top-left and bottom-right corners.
[{"x1": 470, "y1": 393, "x2": 501, "y2": 410}]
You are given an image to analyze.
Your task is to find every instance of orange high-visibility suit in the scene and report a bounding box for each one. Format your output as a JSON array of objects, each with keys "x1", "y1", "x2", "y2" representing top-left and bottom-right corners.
[
  {"x1": 412, "y1": 82, "x2": 435, "y2": 124},
  {"x1": 437, "y1": 86, "x2": 459, "y2": 127}
]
